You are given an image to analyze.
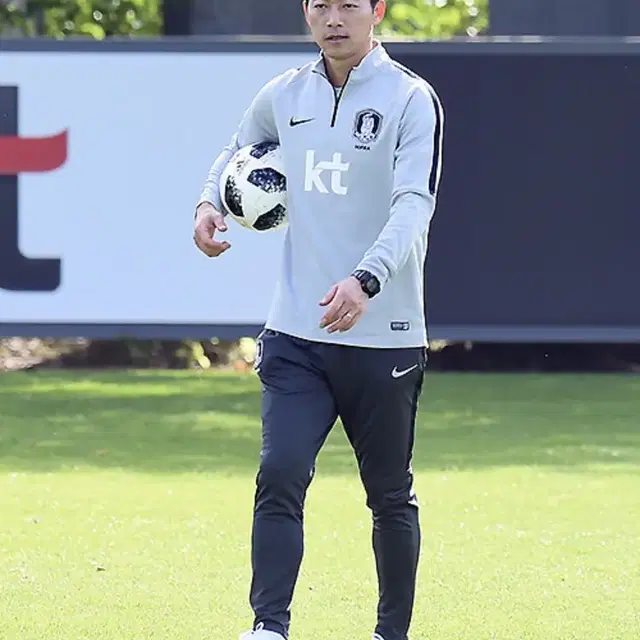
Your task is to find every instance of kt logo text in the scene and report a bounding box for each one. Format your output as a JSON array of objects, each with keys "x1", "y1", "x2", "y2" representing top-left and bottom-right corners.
[{"x1": 0, "y1": 86, "x2": 68, "y2": 292}]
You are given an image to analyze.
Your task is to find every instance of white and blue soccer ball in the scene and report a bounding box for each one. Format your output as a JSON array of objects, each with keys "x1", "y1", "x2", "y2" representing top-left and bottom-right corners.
[{"x1": 219, "y1": 141, "x2": 288, "y2": 232}]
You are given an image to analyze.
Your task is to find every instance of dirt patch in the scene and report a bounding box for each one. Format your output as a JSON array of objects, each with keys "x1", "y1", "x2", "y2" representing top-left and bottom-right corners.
[{"x1": 0, "y1": 338, "x2": 89, "y2": 371}]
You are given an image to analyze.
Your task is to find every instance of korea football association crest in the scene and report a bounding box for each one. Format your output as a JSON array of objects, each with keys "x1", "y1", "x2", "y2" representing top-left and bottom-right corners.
[{"x1": 352, "y1": 109, "x2": 383, "y2": 145}]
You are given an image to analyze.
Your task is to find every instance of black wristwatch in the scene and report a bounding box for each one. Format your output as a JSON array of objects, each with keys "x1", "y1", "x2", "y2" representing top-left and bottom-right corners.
[{"x1": 352, "y1": 269, "x2": 381, "y2": 299}]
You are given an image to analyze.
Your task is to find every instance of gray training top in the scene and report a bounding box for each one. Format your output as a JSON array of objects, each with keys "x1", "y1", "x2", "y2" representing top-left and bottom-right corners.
[{"x1": 198, "y1": 43, "x2": 444, "y2": 349}]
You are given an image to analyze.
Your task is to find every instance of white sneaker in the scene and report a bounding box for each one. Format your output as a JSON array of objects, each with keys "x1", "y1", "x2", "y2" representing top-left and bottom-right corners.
[
  {"x1": 239, "y1": 623, "x2": 285, "y2": 640},
  {"x1": 372, "y1": 635, "x2": 385, "y2": 640}
]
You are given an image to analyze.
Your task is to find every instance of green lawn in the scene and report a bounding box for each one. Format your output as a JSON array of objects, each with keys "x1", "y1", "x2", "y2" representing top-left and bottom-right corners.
[{"x1": 0, "y1": 371, "x2": 639, "y2": 639}]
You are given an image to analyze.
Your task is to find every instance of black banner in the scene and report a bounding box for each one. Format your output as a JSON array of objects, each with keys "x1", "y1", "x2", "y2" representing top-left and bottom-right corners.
[{"x1": 392, "y1": 51, "x2": 640, "y2": 338}]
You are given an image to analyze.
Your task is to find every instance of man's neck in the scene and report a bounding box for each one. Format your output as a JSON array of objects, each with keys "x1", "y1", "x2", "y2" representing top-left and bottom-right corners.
[{"x1": 324, "y1": 41, "x2": 375, "y2": 87}]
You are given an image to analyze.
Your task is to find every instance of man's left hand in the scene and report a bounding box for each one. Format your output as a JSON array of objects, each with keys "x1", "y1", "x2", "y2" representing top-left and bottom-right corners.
[{"x1": 319, "y1": 277, "x2": 368, "y2": 334}]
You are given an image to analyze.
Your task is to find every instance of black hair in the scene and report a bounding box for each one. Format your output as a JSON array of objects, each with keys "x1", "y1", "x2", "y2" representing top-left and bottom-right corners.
[{"x1": 305, "y1": 0, "x2": 378, "y2": 7}]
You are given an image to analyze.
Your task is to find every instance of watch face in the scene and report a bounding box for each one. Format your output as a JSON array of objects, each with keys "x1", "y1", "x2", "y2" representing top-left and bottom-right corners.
[
  {"x1": 364, "y1": 276, "x2": 379, "y2": 296},
  {"x1": 353, "y1": 271, "x2": 379, "y2": 296}
]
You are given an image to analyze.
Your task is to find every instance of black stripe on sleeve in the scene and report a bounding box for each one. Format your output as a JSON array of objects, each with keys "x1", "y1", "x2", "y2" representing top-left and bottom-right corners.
[
  {"x1": 391, "y1": 61, "x2": 444, "y2": 197},
  {"x1": 427, "y1": 88, "x2": 444, "y2": 196}
]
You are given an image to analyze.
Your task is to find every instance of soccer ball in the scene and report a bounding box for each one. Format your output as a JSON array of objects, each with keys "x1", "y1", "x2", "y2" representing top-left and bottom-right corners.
[{"x1": 219, "y1": 141, "x2": 288, "y2": 232}]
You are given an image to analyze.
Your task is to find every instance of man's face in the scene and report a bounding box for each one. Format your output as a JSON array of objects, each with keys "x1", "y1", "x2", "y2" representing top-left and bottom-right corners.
[{"x1": 304, "y1": 0, "x2": 386, "y2": 61}]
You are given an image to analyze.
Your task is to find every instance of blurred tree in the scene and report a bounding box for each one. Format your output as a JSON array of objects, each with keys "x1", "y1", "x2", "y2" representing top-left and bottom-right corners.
[
  {"x1": 381, "y1": 0, "x2": 488, "y2": 38},
  {"x1": 0, "y1": 0, "x2": 161, "y2": 37}
]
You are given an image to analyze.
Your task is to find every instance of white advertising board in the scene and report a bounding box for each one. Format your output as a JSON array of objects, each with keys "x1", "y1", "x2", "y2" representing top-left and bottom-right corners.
[{"x1": 0, "y1": 51, "x2": 316, "y2": 328}]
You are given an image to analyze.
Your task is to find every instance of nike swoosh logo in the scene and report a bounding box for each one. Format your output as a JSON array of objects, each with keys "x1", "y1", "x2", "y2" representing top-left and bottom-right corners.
[
  {"x1": 289, "y1": 117, "x2": 314, "y2": 127},
  {"x1": 391, "y1": 365, "x2": 419, "y2": 379}
]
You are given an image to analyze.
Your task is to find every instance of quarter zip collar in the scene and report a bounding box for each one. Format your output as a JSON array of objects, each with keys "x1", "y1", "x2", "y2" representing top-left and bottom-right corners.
[{"x1": 311, "y1": 40, "x2": 389, "y2": 85}]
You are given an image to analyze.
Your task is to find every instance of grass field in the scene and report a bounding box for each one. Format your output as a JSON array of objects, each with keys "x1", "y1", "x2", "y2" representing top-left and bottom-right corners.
[{"x1": 1, "y1": 370, "x2": 639, "y2": 639}]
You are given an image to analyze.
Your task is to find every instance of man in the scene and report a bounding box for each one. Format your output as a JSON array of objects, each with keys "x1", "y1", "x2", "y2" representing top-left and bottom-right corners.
[{"x1": 193, "y1": 1, "x2": 444, "y2": 639}]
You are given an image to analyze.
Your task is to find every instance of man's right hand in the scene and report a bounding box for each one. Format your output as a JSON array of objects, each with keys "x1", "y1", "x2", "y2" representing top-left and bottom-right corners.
[{"x1": 193, "y1": 203, "x2": 231, "y2": 258}]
